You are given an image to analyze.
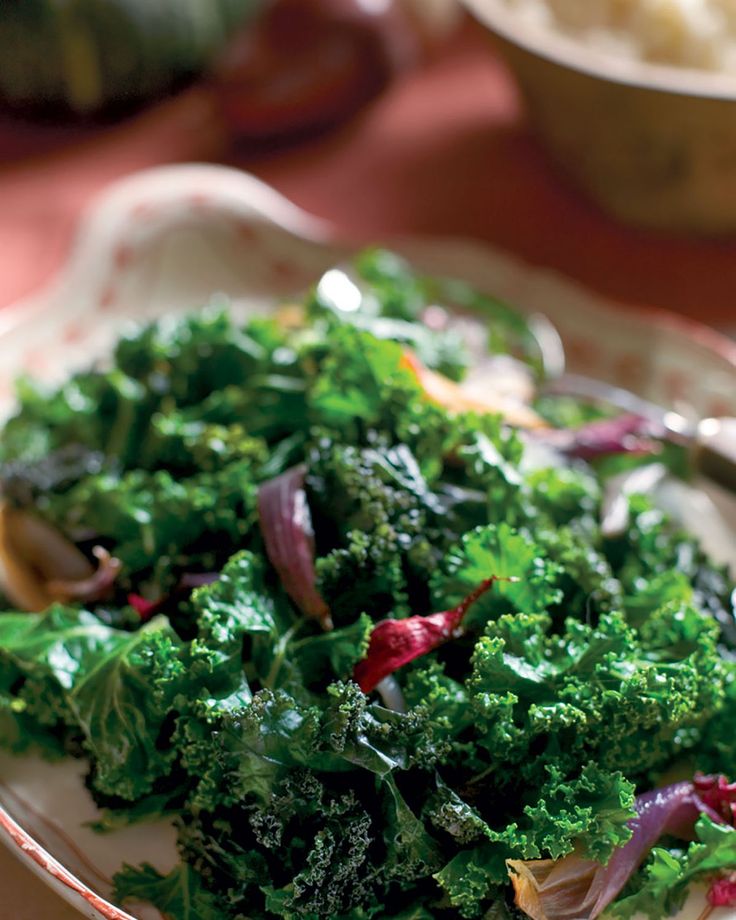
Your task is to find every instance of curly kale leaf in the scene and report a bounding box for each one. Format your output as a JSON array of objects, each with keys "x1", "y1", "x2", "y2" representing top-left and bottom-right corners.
[
  {"x1": 533, "y1": 525, "x2": 622, "y2": 619},
  {"x1": 180, "y1": 770, "x2": 378, "y2": 920},
  {"x1": 309, "y1": 438, "x2": 443, "y2": 622},
  {"x1": 467, "y1": 604, "x2": 725, "y2": 783},
  {"x1": 1, "y1": 309, "x2": 307, "y2": 475},
  {"x1": 190, "y1": 549, "x2": 373, "y2": 696},
  {"x1": 69, "y1": 622, "x2": 186, "y2": 799},
  {"x1": 306, "y1": 326, "x2": 420, "y2": 437},
  {"x1": 184, "y1": 680, "x2": 442, "y2": 814},
  {"x1": 192, "y1": 552, "x2": 277, "y2": 647},
  {"x1": 455, "y1": 430, "x2": 524, "y2": 518},
  {"x1": 113, "y1": 862, "x2": 228, "y2": 920},
  {"x1": 427, "y1": 763, "x2": 634, "y2": 917},
  {"x1": 41, "y1": 460, "x2": 259, "y2": 587},
  {"x1": 520, "y1": 763, "x2": 635, "y2": 862},
  {"x1": 523, "y1": 464, "x2": 600, "y2": 528},
  {"x1": 321, "y1": 249, "x2": 428, "y2": 324},
  {"x1": 0, "y1": 607, "x2": 187, "y2": 799},
  {"x1": 381, "y1": 776, "x2": 443, "y2": 881},
  {"x1": 427, "y1": 762, "x2": 633, "y2": 865},
  {"x1": 433, "y1": 845, "x2": 507, "y2": 919},
  {"x1": 114, "y1": 309, "x2": 268, "y2": 408},
  {"x1": 404, "y1": 660, "x2": 472, "y2": 738},
  {"x1": 310, "y1": 250, "x2": 469, "y2": 380},
  {"x1": 604, "y1": 495, "x2": 736, "y2": 644},
  {"x1": 0, "y1": 369, "x2": 150, "y2": 467},
  {"x1": 345, "y1": 248, "x2": 542, "y2": 374},
  {"x1": 696, "y1": 663, "x2": 736, "y2": 775},
  {"x1": 431, "y1": 523, "x2": 563, "y2": 628},
  {"x1": 189, "y1": 550, "x2": 287, "y2": 689},
  {"x1": 292, "y1": 613, "x2": 373, "y2": 685},
  {"x1": 180, "y1": 769, "x2": 442, "y2": 920},
  {"x1": 260, "y1": 795, "x2": 376, "y2": 920},
  {"x1": 139, "y1": 416, "x2": 268, "y2": 475}
]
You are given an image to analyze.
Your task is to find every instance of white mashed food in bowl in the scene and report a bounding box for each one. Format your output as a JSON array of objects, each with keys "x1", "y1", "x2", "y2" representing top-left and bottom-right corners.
[{"x1": 502, "y1": 0, "x2": 736, "y2": 72}]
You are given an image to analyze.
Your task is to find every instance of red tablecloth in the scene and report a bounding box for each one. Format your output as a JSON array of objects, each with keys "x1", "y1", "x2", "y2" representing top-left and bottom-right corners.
[{"x1": 1, "y1": 18, "x2": 736, "y2": 324}]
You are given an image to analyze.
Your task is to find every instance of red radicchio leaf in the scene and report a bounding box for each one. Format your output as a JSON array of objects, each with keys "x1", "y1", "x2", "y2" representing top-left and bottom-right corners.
[
  {"x1": 507, "y1": 780, "x2": 725, "y2": 920},
  {"x1": 353, "y1": 577, "x2": 506, "y2": 694},
  {"x1": 127, "y1": 572, "x2": 220, "y2": 623},
  {"x1": 694, "y1": 773, "x2": 736, "y2": 826},
  {"x1": 534, "y1": 414, "x2": 662, "y2": 461},
  {"x1": 709, "y1": 875, "x2": 736, "y2": 907},
  {"x1": 257, "y1": 464, "x2": 333, "y2": 630},
  {"x1": 46, "y1": 546, "x2": 122, "y2": 605},
  {"x1": 128, "y1": 593, "x2": 158, "y2": 622}
]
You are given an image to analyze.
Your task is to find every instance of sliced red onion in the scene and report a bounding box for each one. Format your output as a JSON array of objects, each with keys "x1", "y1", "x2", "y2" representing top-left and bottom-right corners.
[
  {"x1": 46, "y1": 545, "x2": 122, "y2": 605},
  {"x1": 507, "y1": 781, "x2": 724, "y2": 920},
  {"x1": 353, "y1": 577, "x2": 505, "y2": 694},
  {"x1": 0, "y1": 506, "x2": 95, "y2": 611},
  {"x1": 257, "y1": 465, "x2": 332, "y2": 630},
  {"x1": 535, "y1": 414, "x2": 662, "y2": 462}
]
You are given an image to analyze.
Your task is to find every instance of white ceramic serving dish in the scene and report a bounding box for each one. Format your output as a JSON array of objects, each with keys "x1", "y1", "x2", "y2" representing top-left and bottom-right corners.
[{"x1": 0, "y1": 163, "x2": 735, "y2": 920}]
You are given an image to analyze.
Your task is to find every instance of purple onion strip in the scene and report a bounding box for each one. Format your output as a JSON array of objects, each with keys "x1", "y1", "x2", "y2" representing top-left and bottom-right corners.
[{"x1": 257, "y1": 465, "x2": 332, "y2": 630}]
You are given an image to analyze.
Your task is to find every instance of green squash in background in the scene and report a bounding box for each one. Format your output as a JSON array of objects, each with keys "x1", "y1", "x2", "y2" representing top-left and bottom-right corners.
[{"x1": 0, "y1": 0, "x2": 265, "y2": 115}]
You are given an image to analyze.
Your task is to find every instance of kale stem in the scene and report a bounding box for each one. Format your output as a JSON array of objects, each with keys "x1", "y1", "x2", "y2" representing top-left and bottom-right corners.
[{"x1": 261, "y1": 618, "x2": 306, "y2": 689}]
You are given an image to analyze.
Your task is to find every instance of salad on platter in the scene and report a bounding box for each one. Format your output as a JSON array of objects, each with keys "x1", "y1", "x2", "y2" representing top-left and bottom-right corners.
[{"x1": 0, "y1": 249, "x2": 735, "y2": 920}]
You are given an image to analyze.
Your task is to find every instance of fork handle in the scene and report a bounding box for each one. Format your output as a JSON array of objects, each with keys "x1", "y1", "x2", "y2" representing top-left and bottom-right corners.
[{"x1": 693, "y1": 418, "x2": 736, "y2": 493}]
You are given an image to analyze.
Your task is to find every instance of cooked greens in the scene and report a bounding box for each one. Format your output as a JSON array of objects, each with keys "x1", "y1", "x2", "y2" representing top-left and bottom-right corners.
[{"x1": 0, "y1": 250, "x2": 735, "y2": 920}]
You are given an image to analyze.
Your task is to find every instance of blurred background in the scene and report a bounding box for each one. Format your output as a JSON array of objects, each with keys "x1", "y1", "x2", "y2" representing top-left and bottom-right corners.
[{"x1": 1, "y1": 0, "x2": 736, "y2": 328}]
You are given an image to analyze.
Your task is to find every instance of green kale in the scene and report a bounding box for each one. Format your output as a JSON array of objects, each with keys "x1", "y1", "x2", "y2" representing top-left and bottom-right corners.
[
  {"x1": 306, "y1": 326, "x2": 424, "y2": 443},
  {"x1": 466, "y1": 604, "x2": 724, "y2": 783},
  {"x1": 309, "y1": 437, "x2": 441, "y2": 622},
  {"x1": 381, "y1": 775, "x2": 443, "y2": 881},
  {"x1": 113, "y1": 862, "x2": 229, "y2": 920},
  {"x1": 433, "y1": 845, "x2": 507, "y2": 918},
  {"x1": 697, "y1": 663, "x2": 736, "y2": 775},
  {"x1": 427, "y1": 762, "x2": 634, "y2": 865},
  {"x1": 180, "y1": 770, "x2": 378, "y2": 920},
  {"x1": 0, "y1": 607, "x2": 186, "y2": 799},
  {"x1": 309, "y1": 250, "x2": 469, "y2": 381},
  {"x1": 0, "y1": 369, "x2": 150, "y2": 466},
  {"x1": 40, "y1": 460, "x2": 260, "y2": 588},
  {"x1": 604, "y1": 494, "x2": 736, "y2": 629},
  {"x1": 190, "y1": 550, "x2": 284, "y2": 689},
  {"x1": 523, "y1": 465, "x2": 600, "y2": 528},
  {"x1": 431, "y1": 523, "x2": 563, "y2": 628},
  {"x1": 113, "y1": 309, "x2": 269, "y2": 408},
  {"x1": 139, "y1": 416, "x2": 268, "y2": 475},
  {"x1": 533, "y1": 524, "x2": 622, "y2": 619}
]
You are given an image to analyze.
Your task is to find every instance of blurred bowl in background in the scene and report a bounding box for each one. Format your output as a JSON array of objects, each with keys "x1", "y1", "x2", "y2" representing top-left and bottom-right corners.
[
  {"x1": 214, "y1": 0, "x2": 422, "y2": 144},
  {"x1": 0, "y1": 0, "x2": 266, "y2": 119},
  {"x1": 214, "y1": 0, "x2": 462, "y2": 146},
  {"x1": 462, "y1": 0, "x2": 736, "y2": 234}
]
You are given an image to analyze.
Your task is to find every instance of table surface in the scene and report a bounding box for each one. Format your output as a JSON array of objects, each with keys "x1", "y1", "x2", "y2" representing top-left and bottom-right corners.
[{"x1": 1, "y1": 14, "x2": 736, "y2": 920}]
